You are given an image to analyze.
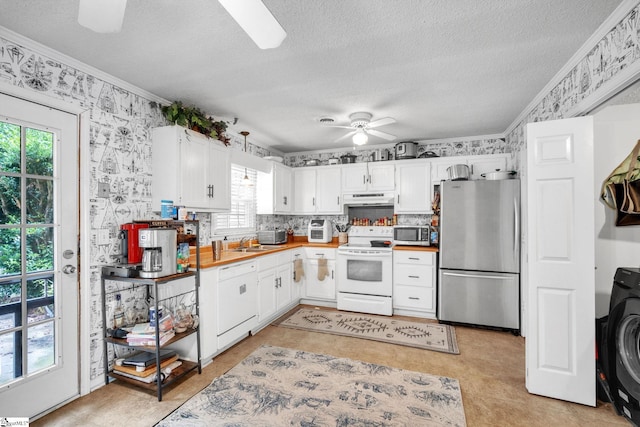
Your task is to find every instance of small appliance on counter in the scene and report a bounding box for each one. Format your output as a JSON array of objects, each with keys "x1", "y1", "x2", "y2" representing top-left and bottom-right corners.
[
  {"x1": 257, "y1": 229, "x2": 287, "y2": 245},
  {"x1": 308, "y1": 219, "x2": 333, "y2": 243},
  {"x1": 139, "y1": 228, "x2": 177, "y2": 278},
  {"x1": 393, "y1": 225, "x2": 431, "y2": 246},
  {"x1": 119, "y1": 222, "x2": 149, "y2": 264}
]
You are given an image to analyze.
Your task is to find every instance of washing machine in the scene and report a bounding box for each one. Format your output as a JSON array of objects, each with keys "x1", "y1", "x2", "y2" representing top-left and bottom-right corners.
[{"x1": 606, "y1": 267, "x2": 640, "y2": 425}]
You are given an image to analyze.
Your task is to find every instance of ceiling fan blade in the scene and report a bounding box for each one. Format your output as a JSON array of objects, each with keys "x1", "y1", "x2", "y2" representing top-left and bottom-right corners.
[
  {"x1": 334, "y1": 131, "x2": 357, "y2": 143},
  {"x1": 218, "y1": 0, "x2": 287, "y2": 49},
  {"x1": 324, "y1": 125, "x2": 354, "y2": 129},
  {"x1": 367, "y1": 129, "x2": 397, "y2": 141},
  {"x1": 367, "y1": 117, "x2": 396, "y2": 128},
  {"x1": 78, "y1": 0, "x2": 127, "y2": 33}
]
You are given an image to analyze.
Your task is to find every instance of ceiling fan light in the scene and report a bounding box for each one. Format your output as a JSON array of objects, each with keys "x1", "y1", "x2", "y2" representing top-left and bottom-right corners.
[
  {"x1": 218, "y1": 0, "x2": 287, "y2": 49},
  {"x1": 78, "y1": 0, "x2": 127, "y2": 33},
  {"x1": 353, "y1": 131, "x2": 368, "y2": 146}
]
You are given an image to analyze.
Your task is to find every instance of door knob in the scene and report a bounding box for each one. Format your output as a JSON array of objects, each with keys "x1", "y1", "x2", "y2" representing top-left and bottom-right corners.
[{"x1": 62, "y1": 265, "x2": 77, "y2": 274}]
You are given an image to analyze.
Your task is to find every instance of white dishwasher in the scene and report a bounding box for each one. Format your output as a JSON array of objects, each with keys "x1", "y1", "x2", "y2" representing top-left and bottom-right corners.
[{"x1": 217, "y1": 260, "x2": 258, "y2": 349}]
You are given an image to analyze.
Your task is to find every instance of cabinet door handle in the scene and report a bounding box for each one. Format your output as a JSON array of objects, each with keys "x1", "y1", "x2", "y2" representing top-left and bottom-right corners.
[
  {"x1": 331, "y1": 270, "x2": 334, "y2": 279},
  {"x1": 408, "y1": 275, "x2": 420, "y2": 279},
  {"x1": 283, "y1": 196, "x2": 287, "y2": 206},
  {"x1": 408, "y1": 257, "x2": 420, "y2": 260},
  {"x1": 337, "y1": 196, "x2": 339, "y2": 205},
  {"x1": 312, "y1": 197, "x2": 315, "y2": 206},
  {"x1": 397, "y1": 194, "x2": 400, "y2": 204},
  {"x1": 409, "y1": 297, "x2": 420, "y2": 300},
  {"x1": 363, "y1": 175, "x2": 366, "y2": 185}
]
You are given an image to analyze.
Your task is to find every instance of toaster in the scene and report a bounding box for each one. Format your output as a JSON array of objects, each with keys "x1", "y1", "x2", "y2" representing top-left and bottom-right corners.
[{"x1": 257, "y1": 230, "x2": 287, "y2": 245}]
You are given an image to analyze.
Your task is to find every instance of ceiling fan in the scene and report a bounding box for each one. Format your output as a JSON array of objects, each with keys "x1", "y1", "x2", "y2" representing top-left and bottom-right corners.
[
  {"x1": 77, "y1": 0, "x2": 286, "y2": 49},
  {"x1": 323, "y1": 112, "x2": 397, "y2": 145}
]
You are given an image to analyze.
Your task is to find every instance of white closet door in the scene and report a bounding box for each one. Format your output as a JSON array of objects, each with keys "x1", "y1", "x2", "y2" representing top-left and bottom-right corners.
[{"x1": 525, "y1": 116, "x2": 595, "y2": 406}]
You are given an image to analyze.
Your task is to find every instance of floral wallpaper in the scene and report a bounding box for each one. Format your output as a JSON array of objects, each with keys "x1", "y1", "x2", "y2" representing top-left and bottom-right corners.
[{"x1": 1, "y1": 0, "x2": 639, "y2": 395}]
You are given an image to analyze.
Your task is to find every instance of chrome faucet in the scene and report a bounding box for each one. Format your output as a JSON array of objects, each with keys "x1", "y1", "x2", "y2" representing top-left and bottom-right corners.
[{"x1": 239, "y1": 236, "x2": 252, "y2": 249}]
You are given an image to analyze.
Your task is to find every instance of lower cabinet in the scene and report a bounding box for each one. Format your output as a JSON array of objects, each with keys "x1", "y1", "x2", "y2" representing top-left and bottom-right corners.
[
  {"x1": 304, "y1": 248, "x2": 336, "y2": 301},
  {"x1": 257, "y1": 252, "x2": 294, "y2": 326},
  {"x1": 393, "y1": 250, "x2": 437, "y2": 318},
  {"x1": 199, "y1": 268, "x2": 218, "y2": 361}
]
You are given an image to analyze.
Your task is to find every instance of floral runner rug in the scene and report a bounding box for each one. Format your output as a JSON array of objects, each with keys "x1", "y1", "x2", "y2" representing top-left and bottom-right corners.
[
  {"x1": 276, "y1": 308, "x2": 459, "y2": 354},
  {"x1": 156, "y1": 345, "x2": 466, "y2": 426}
]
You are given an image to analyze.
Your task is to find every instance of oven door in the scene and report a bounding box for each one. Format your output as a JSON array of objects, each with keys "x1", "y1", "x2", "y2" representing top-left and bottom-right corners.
[{"x1": 337, "y1": 249, "x2": 393, "y2": 296}]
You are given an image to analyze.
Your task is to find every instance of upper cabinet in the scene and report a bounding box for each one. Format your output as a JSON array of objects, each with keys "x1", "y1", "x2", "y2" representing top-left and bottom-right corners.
[
  {"x1": 152, "y1": 126, "x2": 230, "y2": 212},
  {"x1": 341, "y1": 163, "x2": 395, "y2": 193},
  {"x1": 293, "y1": 166, "x2": 342, "y2": 214},
  {"x1": 257, "y1": 162, "x2": 293, "y2": 215},
  {"x1": 395, "y1": 160, "x2": 432, "y2": 214},
  {"x1": 468, "y1": 155, "x2": 508, "y2": 180}
]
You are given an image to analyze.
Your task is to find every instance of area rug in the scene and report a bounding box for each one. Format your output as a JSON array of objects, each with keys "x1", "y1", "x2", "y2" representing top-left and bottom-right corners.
[
  {"x1": 156, "y1": 345, "x2": 466, "y2": 426},
  {"x1": 276, "y1": 308, "x2": 459, "y2": 355}
]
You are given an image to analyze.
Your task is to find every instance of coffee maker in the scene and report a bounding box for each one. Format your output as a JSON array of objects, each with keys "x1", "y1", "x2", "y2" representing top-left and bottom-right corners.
[
  {"x1": 119, "y1": 223, "x2": 149, "y2": 264},
  {"x1": 139, "y1": 228, "x2": 177, "y2": 278}
]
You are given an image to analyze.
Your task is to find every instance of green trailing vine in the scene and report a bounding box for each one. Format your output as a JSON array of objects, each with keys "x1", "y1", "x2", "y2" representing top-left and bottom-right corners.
[{"x1": 161, "y1": 101, "x2": 230, "y2": 145}]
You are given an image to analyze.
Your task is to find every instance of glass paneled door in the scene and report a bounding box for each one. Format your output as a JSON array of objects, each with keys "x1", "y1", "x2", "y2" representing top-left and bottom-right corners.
[{"x1": 0, "y1": 93, "x2": 79, "y2": 418}]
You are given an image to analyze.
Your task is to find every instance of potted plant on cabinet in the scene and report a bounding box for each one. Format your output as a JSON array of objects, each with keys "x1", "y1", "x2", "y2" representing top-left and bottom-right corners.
[{"x1": 161, "y1": 101, "x2": 230, "y2": 146}]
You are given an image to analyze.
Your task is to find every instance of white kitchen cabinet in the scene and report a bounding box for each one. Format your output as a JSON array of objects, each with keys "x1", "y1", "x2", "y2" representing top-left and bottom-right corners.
[
  {"x1": 341, "y1": 162, "x2": 395, "y2": 193},
  {"x1": 257, "y1": 162, "x2": 293, "y2": 214},
  {"x1": 430, "y1": 157, "x2": 467, "y2": 185},
  {"x1": 293, "y1": 166, "x2": 342, "y2": 214},
  {"x1": 468, "y1": 154, "x2": 508, "y2": 179},
  {"x1": 304, "y1": 248, "x2": 336, "y2": 301},
  {"x1": 395, "y1": 160, "x2": 432, "y2": 213},
  {"x1": 257, "y1": 252, "x2": 293, "y2": 325},
  {"x1": 291, "y1": 249, "x2": 305, "y2": 302},
  {"x1": 393, "y1": 250, "x2": 436, "y2": 318},
  {"x1": 199, "y1": 267, "x2": 218, "y2": 361},
  {"x1": 152, "y1": 125, "x2": 230, "y2": 212}
]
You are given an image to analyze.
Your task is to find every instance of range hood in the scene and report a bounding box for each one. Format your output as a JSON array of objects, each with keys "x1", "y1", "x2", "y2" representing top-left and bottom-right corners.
[{"x1": 343, "y1": 192, "x2": 395, "y2": 206}]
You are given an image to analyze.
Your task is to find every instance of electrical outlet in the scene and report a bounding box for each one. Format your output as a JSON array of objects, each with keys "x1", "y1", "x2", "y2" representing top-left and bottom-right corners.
[{"x1": 97, "y1": 229, "x2": 110, "y2": 245}]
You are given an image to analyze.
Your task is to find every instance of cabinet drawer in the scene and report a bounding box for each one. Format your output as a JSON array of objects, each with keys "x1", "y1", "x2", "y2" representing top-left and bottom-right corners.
[
  {"x1": 257, "y1": 254, "x2": 278, "y2": 271},
  {"x1": 304, "y1": 247, "x2": 335, "y2": 260},
  {"x1": 393, "y1": 251, "x2": 434, "y2": 265},
  {"x1": 394, "y1": 265, "x2": 434, "y2": 287},
  {"x1": 393, "y1": 285, "x2": 434, "y2": 311}
]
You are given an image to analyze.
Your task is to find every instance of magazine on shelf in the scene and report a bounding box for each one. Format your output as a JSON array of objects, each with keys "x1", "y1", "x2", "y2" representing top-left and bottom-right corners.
[{"x1": 127, "y1": 330, "x2": 175, "y2": 347}]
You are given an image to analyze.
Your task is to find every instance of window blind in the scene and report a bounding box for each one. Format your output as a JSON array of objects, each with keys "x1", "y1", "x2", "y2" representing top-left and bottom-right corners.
[{"x1": 213, "y1": 164, "x2": 257, "y2": 236}]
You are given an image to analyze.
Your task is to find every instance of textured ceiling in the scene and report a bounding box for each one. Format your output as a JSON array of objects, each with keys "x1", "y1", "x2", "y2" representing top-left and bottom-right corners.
[{"x1": 0, "y1": 0, "x2": 623, "y2": 152}]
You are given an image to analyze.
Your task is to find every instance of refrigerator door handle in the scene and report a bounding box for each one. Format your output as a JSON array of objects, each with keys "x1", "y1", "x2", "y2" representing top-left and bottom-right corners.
[
  {"x1": 514, "y1": 197, "x2": 519, "y2": 256},
  {"x1": 443, "y1": 271, "x2": 513, "y2": 281}
]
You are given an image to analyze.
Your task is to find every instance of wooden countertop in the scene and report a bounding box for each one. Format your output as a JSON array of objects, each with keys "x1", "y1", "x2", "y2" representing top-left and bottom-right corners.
[
  {"x1": 190, "y1": 237, "x2": 340, "y2": 269},
  {"x1": 190, "y1": 238, "x2": 438, "y2": 269}
]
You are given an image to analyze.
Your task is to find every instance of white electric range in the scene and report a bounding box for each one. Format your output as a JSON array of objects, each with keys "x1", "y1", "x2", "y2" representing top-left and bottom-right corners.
[{"x1": 336, "y1": 226, "x2": 394, "y2": 316}]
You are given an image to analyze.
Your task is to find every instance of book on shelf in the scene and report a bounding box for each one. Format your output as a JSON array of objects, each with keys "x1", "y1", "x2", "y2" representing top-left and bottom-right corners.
[
  {"x1": 115, "y1": 360, "x2": 183, "y2": 384},
  {"x1": 114, "y1": 354, "x2": 179, "y2": 378},
  {"x1": 122, "y1": 349, "x2": 177, "y2": 368}
]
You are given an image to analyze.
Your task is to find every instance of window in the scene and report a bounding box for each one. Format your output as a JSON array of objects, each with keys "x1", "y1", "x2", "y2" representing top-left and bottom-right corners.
[{"x1": 213, "y1": 164, "x2": 257, "y2": 235}]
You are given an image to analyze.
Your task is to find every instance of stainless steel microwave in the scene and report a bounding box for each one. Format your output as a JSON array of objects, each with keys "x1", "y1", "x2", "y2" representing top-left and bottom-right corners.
[{"x1": 393, "y1": 225, "x2": 431, "y2": 246}]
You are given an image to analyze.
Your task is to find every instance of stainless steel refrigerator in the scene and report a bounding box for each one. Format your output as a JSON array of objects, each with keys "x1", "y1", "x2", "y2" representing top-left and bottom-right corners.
[{"x1": 438, "y1": 179, "x2": 520, "y2": 331}]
